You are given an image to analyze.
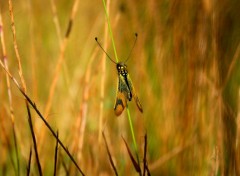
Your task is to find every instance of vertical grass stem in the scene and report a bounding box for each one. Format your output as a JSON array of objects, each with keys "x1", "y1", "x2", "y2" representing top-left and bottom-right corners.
[
  {"x1": 102, "y1": 0, "x2": 119, "y2": 62},
  {"x1": 127, "y1": 107, "x2": 138, "y2": 152}
]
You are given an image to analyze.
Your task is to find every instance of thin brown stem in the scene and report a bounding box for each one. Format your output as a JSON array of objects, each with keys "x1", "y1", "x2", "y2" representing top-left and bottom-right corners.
[
  {"x1": 26, "y1": 102, "x2": 42, "y2": 176},
  {"x1": 53, "y1": 131, "x2": 59, "y2": 176},
  {"x1": 50, "y1": 0, "x2": 62, "y2": 46},
  {"x1": 74, "y1": 47, "x2": 98, "y2": 162},
  {"x1": 26, "y1": 147, "x2": 32, "y2": 176},
  {"x1": 0, "y1": 61, "x2": 85, "y2": 175},
  {"x1": 8, "y1": 0, "x2": 26, "y2": 91},
  {"x1": 0, "y1": 11, "x2": 20, "y2": 176},
  {"x1": 0, "y1": 111, "x2": 17, "y2": 174}
]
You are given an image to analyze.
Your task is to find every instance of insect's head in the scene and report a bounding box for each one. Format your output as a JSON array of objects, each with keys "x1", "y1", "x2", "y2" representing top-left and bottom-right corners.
[{"x1": 117, "y1": 62, "x2": 128, "y2": 76}]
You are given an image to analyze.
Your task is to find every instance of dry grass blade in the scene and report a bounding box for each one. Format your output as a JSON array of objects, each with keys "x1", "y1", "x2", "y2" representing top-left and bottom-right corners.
[
  {"x1": 143, "y1": 134, "x2": 151, "y2": 176},
  {"x1": 102, "y1": 132, "x2": 118, "y2": 176},
  {"x1": 26, "y1": 147, "x2": 32, "y2": 176},
  {"x1": 0, "y1": 12, "x2": 20, "y2": 176},
  {"x1": 143, "y1": 134, "x2": 147, "y2": 176},
  {"x1": 149, "y1": 139, "x2": 195, "y2": 171},
  {"x1": 72, "y1": 47, "x2": 97, "y2": 163},
  {"x1": 237, "y1": 89, "x2": 240, "y2": 175},
  {"x1": 40, "y1": 0, "x2": 80, "y2": 146},
  {"x1": 122, "y1": 136, "x2": 141, "y2": 174},
  {"x1": 24, "y1": 89, "x2": 85, "y2": 175},
  {"x1": 26, "y1": 102, "x2": 42, "y2": 176},
  {"x1": 44, "y1": 0, "x2": 79, "y2": 117},
  {"x1": 98, "y1": 0, "x2": 109, "y2": 144},
  {"x1": 50, "y1": 0, "x2": 62, "y2": 45},
  {"x1": 0, "y1": 61, "x2": 85, "y2": 175},
  {"x1": 8, "y1": 0, "x2": 26, "y2": 91},
  {"x1": 12, "y1": 127, "x2": 20, "y2": 176},
  {"x1": 59, "y1": 152, "x2": 70, "y2": 175},
  {"x1": 25, "y1": 87, "x2": 85, "y2": 175},
  {"x1": 221, "y1": 43, "x2": 240, "y2": 90},
  {"x1": 0, "y1": 113, "x2": 17, "y2": 174},
  {"x1": 65, "y1": 19, "x2": 72, "y2": 38},
  {"x1": 53, "y1": 131, "x2": 59, "y2": 176}
]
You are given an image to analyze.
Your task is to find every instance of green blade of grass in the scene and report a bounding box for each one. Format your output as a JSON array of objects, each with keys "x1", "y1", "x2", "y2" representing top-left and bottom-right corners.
[
  {"x1": 127, "y1": 107, "x2": 137, "y2": 152},
  {"x1": 102, "y1": 0, "x2": 119, "y2": 62}
]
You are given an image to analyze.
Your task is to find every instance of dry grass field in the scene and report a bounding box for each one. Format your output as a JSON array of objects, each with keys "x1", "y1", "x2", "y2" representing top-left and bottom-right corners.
[{"x1": 0, "y1": 0, "x2": 240, "y2": 175}]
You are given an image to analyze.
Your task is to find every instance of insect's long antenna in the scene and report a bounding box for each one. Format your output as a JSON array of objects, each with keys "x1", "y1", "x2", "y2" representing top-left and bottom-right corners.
[
  {"x1": 124, "y1": 33, "x2": 138, "y2": 63},
  {"x1": 95, "y1": 37, "x2": 117, "y2": 64}
]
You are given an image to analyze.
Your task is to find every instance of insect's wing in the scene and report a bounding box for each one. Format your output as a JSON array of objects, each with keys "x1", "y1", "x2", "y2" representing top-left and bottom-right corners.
[
  {"x1": 114, "y1": 92, "x2": 127, "y2": 116},
  {"x1": 127, "y1": 74, "x2": 143, "y2": 113},
  {"x1": 114, "y1": 75, "x2": 129, "y2": 116}
]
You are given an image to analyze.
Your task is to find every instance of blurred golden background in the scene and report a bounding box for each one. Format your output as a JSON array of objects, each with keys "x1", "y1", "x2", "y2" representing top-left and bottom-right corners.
[{"x1": 0, "y1": 0, "x2": 240, "y2": 175}]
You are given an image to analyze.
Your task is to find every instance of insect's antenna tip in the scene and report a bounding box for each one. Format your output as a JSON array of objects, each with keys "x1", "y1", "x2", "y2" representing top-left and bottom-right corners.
[
  {"x1": 95, "y1": 37, "x2": 117, "y2": 64},
  {"x1": 124, "y1": 33, "x2": 138, "y2": 63}
]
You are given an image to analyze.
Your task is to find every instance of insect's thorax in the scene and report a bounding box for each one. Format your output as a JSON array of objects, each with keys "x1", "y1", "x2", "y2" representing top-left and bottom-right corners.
[
  {"x1": 116, "y1": 62, "x2": 132, "y2": 101},
  {"x1": 116, "y1": 62, "x2": 128, "y2": 76}
]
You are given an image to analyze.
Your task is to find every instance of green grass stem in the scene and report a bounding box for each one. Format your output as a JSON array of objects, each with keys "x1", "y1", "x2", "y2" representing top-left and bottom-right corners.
[
  {"x1": 127, "y1": 107, "x2": 138, "y2": 152},
  {"x1": 102, "y1": 0, "x2": 119, "y2": 62}
]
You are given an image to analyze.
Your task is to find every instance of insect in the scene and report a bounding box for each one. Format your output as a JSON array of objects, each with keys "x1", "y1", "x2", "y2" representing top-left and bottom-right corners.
[{"x1": 95, "y1": 33, "x2": 143, "y2": 116}]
